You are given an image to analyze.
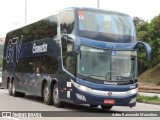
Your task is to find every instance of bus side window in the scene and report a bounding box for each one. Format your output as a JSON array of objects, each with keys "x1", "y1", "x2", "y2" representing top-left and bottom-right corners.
[
  {"x1": 61, "y1": 37, "x2": 75, "y2": 75},
  {"x1": 60, "y1": 10, "x2": 75, "y2": 34}
]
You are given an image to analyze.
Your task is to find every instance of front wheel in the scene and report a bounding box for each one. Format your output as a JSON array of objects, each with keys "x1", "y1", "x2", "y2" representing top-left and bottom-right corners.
[
  {"x1": 43, "y1": 83, "x2": 53, "y2": 105},
  {"x1": 53, "y1": 84, "x2": 65, "y2": 108},
  {"x1": 101, "y1": 105, "x2": 113, "y2": 110}
]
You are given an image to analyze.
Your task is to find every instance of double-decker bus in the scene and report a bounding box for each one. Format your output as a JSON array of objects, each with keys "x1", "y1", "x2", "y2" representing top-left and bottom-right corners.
[{"x1": 2, "y1": 7, "x2": 151, "y2": 109}]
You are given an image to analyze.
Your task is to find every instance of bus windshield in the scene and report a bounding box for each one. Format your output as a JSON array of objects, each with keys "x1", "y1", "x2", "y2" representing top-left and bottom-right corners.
[
  {"x1": 77, "y1": 10, "x2": 136, "y2": 43},
  {"x1": 77, "y1": 45, "x2": 137, "y2": 81},
  {"x1": 111, "y1": 51, "x2": 137, "y2": 81}
]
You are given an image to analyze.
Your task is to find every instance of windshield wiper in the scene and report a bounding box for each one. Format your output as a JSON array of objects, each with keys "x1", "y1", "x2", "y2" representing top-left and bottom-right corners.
[
  {"x1": 113, "y1": 75, "x2": 135, "y2": 83},
  {"x1": 83, "y1": 74, "x2": 109, "y2": 80},
  {"x1": 78, "y1": 74, "x2": 109, "y2": 80}
]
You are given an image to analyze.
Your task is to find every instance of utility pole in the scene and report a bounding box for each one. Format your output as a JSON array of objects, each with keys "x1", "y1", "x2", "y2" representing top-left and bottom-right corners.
[
  {"x1": 97, "y1": 0, "x2": 100, "y2": 8},
  {"x1": 25, "y1": 0, "x2": 27, "y2": 24}
]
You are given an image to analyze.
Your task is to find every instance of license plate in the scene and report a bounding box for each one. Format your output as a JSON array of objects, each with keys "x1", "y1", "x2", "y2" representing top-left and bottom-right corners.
[{"x1": 104, "y1": 99, "x2": 115, "y2": 104}]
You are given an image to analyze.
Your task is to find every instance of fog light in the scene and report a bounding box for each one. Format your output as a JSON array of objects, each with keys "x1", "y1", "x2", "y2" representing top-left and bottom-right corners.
[
  {"x1": 76, "y1": 93, "x2": 86, "y2": 101},
  {"x1": 130, "y1": 97, "x2": 136, "y2": 103}
]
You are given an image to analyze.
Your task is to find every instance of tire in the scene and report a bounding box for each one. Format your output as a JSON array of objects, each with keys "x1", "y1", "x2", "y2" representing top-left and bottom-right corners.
[
  {"x1": 53, "y1": 84, "x2": 65, "y2": 108},
  {"x1": 101, "y1": 105, "x2": 113, "y2": 110},
  {"x1": 43, "y1": 83, "x2": 53, "y2": 105},
  {"x1": 8, "y1": 80, "x2": 12, "y2": 96},
  {"x1": 12, "y1": 80, "x2": 19, "y2": 97},
  {"x1": 19, "y1": 92, "x2": 25, "y2": 97},
  {"x1": 90, "y1": 105, "x2": 99, "y2": 107}
]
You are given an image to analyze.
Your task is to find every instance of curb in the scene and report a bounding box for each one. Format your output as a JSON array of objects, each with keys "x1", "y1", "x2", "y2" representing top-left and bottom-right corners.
[
  {"x1": 138, "y1": 89, "x2": 160, "y2": 94},
  {"x1": 138, "y1": 101, "x2": 160, "y2": 105}
]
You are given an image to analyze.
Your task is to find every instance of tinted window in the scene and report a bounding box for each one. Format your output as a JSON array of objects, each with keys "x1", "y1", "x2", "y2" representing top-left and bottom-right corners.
[
  {"x1": 61, "y1": 37, "x2": 75, "y2": 75},
  {"x1": 6, "y1": 15, "x2": 57, "y2": 44},
  {"x1": 77, "y1": 9, "x2": 136, "y2": 43},
  {"x1": 16, "y1": 55, "x2": 58, "y2": 74},
  {"x1": 78, "y1": 11, "x2": 135, "y2": 36},
  {"x1": 23, "y1": 16, "x2": 57, "y2": 43}
]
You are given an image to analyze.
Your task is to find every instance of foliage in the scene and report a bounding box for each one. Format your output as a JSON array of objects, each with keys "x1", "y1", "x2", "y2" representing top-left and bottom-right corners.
[
  {"x1": 0, "y1": 45, "x2": 4, "y2": 68},
  {"x1": 137, "y1": 94, "x2": 160, "y2": 104},
  {"x1": 133, "y1": 15, "x2": 160, "y2": 74}
]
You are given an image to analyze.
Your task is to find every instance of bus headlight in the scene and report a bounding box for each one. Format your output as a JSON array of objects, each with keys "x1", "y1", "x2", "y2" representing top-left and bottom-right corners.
[
  {"x1": 71, "y1": 79, "x2": 92, "y2": 92},
  {"x1": 128, "y1": 88, "x2": 138, "y2": 95}
]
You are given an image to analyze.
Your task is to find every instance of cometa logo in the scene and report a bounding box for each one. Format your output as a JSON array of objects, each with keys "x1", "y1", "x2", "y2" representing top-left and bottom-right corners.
[{"x1": 32, "y1": 42, "x2": 48, "y2": 54}]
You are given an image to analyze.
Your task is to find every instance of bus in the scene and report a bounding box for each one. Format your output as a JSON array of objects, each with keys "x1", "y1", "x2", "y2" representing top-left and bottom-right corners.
[{"x1": 2, "y1": 7, "x2": 151, "y2": 109}]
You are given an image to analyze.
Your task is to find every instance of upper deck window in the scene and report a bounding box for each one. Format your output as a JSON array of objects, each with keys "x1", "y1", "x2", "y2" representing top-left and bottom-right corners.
[
  {"x1": 77, "y1": 9, "x2": 136, "y2": 43},
  {"x1": 60, "y1": 10, "x2": 75, "y2": 34}
]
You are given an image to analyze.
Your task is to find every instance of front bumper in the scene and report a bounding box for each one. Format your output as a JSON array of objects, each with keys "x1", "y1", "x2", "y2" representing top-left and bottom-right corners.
[{"x1": 71, "y1": 80, "x2": 137, "y2": 107}]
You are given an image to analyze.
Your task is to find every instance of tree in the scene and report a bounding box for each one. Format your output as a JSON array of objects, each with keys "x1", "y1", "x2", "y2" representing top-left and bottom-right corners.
[{"x1": 133, "y1": 15, "x2": 160, "y2": 74}]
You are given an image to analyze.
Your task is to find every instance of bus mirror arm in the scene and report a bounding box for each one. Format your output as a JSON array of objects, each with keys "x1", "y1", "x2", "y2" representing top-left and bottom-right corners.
[
  {"x1": 80, "y1": 50, "x2": 82, "y2": 59},
  {"x1": 74, "y1": 45, "x2": 81, "y2": 55},
  {"x1": 75, "y1": 50, "x2": 81, "y2": 59},
  {"x1": 133, "y1": 41, "x2": 151, "y2": 61}
]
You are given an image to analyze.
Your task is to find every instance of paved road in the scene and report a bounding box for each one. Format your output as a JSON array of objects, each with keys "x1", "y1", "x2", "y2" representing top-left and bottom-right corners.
[{"x1": 0, "y1": 89, "x2": 159, "y2": 120}]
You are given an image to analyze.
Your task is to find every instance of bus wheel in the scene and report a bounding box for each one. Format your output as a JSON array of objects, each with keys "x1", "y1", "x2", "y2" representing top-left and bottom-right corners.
[
  {"x1": 12, "y1": 80, "x2": 19, "y2": 97},
  {"x1": 90, "y1": 105, "x2": 99, "y2": 107},
  {"x1": 53, "y1": 84, "x2": 65, "y2": 108},
  {"x1": 101, "y1": 105, "x2": 113, "y2": 110},
  {"x1": 19, "y1": 92, "x2": 25, "y2": 97},
  {"x1": 8, "y1": 80, "x2": 12, "y2": 96},
  {"x1": 43, "y1": 83, "x2": 53, "y2": 105}
]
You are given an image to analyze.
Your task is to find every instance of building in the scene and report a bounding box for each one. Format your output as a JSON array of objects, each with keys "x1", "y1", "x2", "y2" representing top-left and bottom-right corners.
[{"x1": 0, "y1": 38, "x2": 5, "y2": 45}]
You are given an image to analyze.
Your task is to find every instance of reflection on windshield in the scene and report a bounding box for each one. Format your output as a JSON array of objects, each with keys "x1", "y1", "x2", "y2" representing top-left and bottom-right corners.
[
  {"x1": 77, "y1": 46, "x2": 110, "y2": 80},
  {"x1": 78, "y1": 10, "x2": 135, "y2": 36},
  {"x1": 77, "y1": 46, "x2": 137, "y2": 81},
  {"x1": 111, "y1": 51, "x2": 137, "y2": 80}
]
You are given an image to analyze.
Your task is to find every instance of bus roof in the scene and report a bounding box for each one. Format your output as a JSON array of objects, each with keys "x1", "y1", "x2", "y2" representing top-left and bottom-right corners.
[
  {"x1": 61, "y1": 7, "x2": 130, "y2": 16},
  {"x1": 6, "y1": 7, "x2": 130, "y2": 36}
]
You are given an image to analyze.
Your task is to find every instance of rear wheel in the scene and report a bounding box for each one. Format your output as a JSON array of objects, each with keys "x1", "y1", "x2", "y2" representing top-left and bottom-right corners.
[
  {"x1": 19, "y1": 92, "x2": 25, "y2": 97},
  {"x1": 53, "y1": 84, "x2": 65, "y2": 108},
  {"x1": 43, "y1": 83, "x2": 53, "y2": 105},
  {"x1": 12, "y1": 80, "x2": 19, "y2": 97},
  {"x1": 101, "y1": 105, "x2": 113, "y2": 110},
  {"x1": 8, "y1": 80, "x2": 12, "y2": 96}
]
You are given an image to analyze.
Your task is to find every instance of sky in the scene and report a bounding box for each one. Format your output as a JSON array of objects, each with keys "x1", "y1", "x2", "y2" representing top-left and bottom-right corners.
[{"x1": 0, "y1": 0, "x2": 160, "y2": 37}]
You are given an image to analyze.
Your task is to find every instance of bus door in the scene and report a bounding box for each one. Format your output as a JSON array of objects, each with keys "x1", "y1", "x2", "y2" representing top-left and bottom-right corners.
[
  {"x1": 59, "y1": 10, "x2": 76, "y2": 101},
  {"x1": 60, "y1": 35, "x2": 76, "y2": 101}
]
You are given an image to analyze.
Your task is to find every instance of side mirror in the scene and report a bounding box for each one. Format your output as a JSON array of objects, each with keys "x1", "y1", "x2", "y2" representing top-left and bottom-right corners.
[{"x1": 133, "y1": 41, "x2": 151, "y2": 61}]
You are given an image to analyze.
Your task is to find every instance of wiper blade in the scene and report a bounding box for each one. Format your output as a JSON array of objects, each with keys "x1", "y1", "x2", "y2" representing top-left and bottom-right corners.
[
  {"x1": 78, "y1": 74, "x2": 109, "y2": 80},
  {"x1": 113, "y1": 75, "x2": 135, "y2": 83}
]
